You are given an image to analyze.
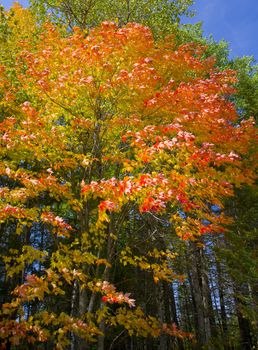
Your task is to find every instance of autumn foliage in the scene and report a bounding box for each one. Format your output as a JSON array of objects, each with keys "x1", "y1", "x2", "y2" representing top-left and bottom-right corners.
[{"x1": 0, "y1": 10, "x2": 257, "y2": 349}]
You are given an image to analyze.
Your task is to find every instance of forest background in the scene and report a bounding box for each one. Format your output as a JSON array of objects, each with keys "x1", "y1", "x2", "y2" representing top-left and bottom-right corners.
[{"x1": 0, "y1": 1, "x2": 257, "y2": 350}]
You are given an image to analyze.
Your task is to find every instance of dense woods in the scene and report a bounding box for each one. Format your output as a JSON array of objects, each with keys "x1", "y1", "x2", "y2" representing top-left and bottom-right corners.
[{"x1": 0, "y1": 1, "x2": 257, "y2": 349}]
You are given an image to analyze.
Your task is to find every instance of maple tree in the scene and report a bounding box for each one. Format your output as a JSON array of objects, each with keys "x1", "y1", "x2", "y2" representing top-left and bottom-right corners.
[
  {"x1": 30, "y1": 0, "x2": 194, "y2": 34},
  {"x1": 0, "y1": 5, "x2": 257, "y2": 349}
]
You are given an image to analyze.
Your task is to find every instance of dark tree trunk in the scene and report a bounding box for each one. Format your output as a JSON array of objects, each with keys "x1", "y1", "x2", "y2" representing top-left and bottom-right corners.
[
  {"x1": 235, "y1": 285, "x2": 254, "y2": 350},
  {"x1": 189, "y1": 242, "x2": 212, "y2": 348}
]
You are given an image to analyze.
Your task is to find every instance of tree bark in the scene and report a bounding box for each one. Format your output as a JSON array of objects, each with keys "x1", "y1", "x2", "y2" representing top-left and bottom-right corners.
[
  {"x1": 235, "y1": 284, "x2": 254, "y2": 350},
  {"x1": 189, "y1": 242, "x2": 212, "y2": 348}
]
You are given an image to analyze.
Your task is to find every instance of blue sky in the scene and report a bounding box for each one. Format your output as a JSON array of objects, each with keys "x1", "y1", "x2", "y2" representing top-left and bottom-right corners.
[
  {"x1": 1, "y1": 0, "x2": 28, "y2": 9},
  {"x1": 1, "y1": 0, "x2": 257, "y2": 60},
  {"x1": 185, "y1": 0, "x2": 258, "y2": 60}
]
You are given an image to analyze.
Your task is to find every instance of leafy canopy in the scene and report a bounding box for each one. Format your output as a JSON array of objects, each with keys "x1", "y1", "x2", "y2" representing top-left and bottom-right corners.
[{"x1": 0, "y1": 9, "x2": 257, "y2": 348}]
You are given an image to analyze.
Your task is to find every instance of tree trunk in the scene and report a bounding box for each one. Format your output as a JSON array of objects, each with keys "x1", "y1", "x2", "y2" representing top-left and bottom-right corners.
[
  {"x1": 189, "y1": 242, "x2": 212, "y2": 348},
  {"x1": 235, "y1": 285, "x2": 254, "y2": 350},
  {"x1": 70, "y1": 280, "x2": 78, "y2": 350},
  {"x1": 216, "y1": 260, "x2": 230, "y2": 350},
  {"x1": 157, "y1": 282, "x2": 167, "y2": 350}
]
